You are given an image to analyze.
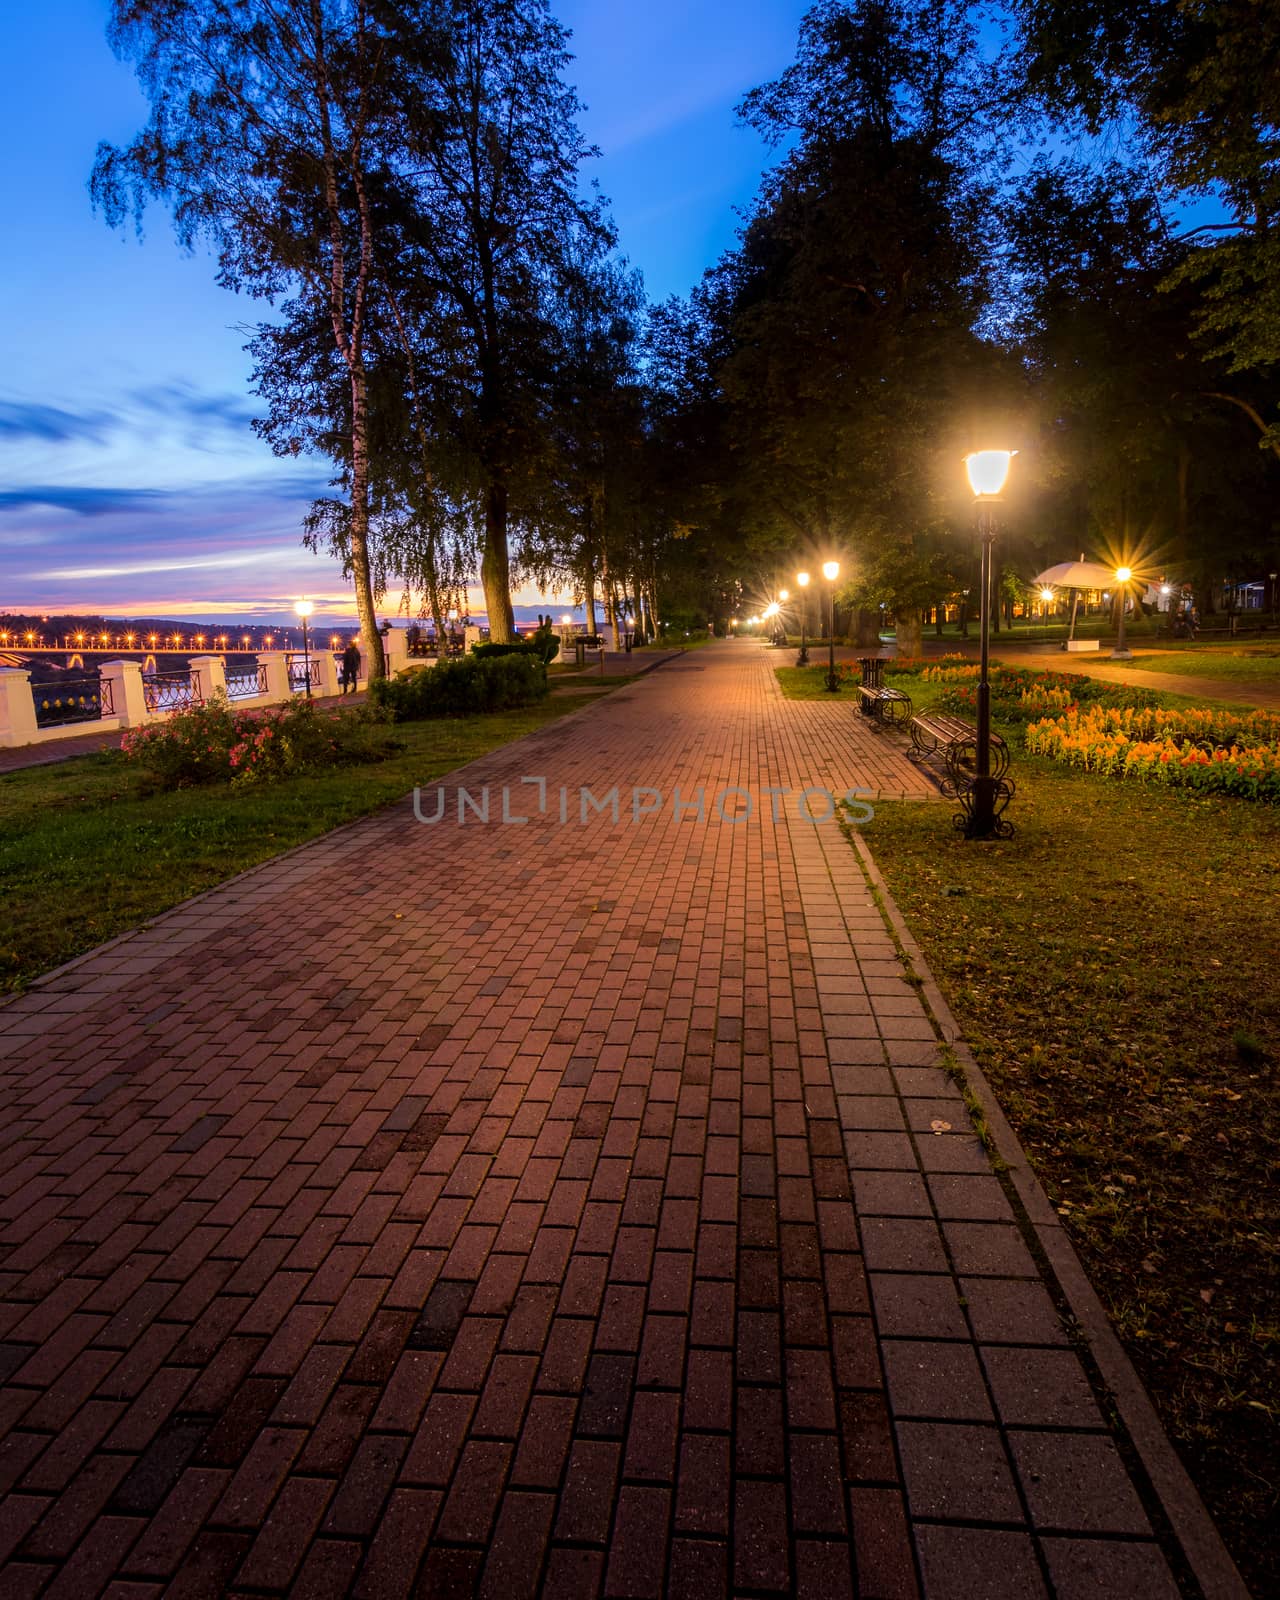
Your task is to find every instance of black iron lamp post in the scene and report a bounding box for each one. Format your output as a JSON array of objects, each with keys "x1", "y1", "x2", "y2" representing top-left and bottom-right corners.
[
  {"x1": 796, "y1": 571, "x2": 810, "y2": 665},
  {"x1": 295, "y1": 599, "x2": 314, "y2": 699},
  {"x1": 963, "y1": 452, "x2": 1015, "y2": 839},
  {"x1": 1111, "y1": 567, "x2": 1134, "y2": 659},
  {"x1": 822, "y1": 561, "x2": 840, "y2": 690}
]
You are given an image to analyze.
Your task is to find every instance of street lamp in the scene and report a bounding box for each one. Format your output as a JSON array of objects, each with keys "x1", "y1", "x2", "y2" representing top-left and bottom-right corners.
[
  {"x1": 294, "y1": 600, "x2": 314, "y2": 697},
  {"x1": 963, "y1": 450, "x2": 1016, "y2": 839},
  {"x1": 1039, "y1": 586, "x2": 1054, "y2": 623},
  {"x1": 822, "y1": 561, "x2": 840, "y2": 691},
  {"x1": 1111, "y1": 567, "x2": 1134, "y2": 659},
  {"x1": 796, "y1": 571, "x2": 810, "y2": 665}
]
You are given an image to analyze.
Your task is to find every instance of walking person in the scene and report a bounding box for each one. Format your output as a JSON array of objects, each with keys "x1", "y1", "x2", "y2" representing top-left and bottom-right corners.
[{"x1": 340, "y1": 640, "x2": 361, "y2": 694}]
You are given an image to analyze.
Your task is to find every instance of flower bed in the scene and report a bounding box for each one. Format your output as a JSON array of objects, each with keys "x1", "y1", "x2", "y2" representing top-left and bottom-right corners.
[
  {"x1": 922, "y1": 664, "x2": 1166, "y2": 724},
  {"x1": 1025, "y1": 703, "x2": 1280, "y2": 802}
]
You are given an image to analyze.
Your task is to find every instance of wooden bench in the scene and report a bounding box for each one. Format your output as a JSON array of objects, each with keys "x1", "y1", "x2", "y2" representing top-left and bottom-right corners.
[
  {"x1": 908, "y1": 710, "x2": 1014, "y2": 831},
  {"x1": 909, "y1": 711, "x2": 1007, "y2": 773},
  {"x1": 857, "y1": 657, "x2": 912, "y2": 726},
  {"x1": 858, "y1": 682, "x2": 913, "y2": 725}
]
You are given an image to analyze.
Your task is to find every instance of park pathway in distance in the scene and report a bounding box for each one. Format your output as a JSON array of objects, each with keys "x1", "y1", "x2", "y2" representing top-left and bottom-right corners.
[{"x1": 0, "y1": 641, "x2": 1228, "y2": 1597}]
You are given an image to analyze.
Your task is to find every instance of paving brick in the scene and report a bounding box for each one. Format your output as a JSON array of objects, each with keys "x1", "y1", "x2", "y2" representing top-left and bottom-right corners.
[
  {"x1": 667, "y1": 1536, "x2": 727, "y2": 1600},
  {"x1": 733, "y1": 1479, "x2": 789, "y2": 1593},
  {"x1": 477, "y1": 1490, "x2": 554, "y2": 1600},
  {"x1": 1040, "y1": 1536, "x2": 1180, "y2": 1599},
  {"x1": 603, "y1": 1486, "x2": 670, "y2": 1599},
  {"x1": 882, "y1": 1339, "x2": 994, "y2": 1421},
  {"x1": 896, "y1": 1421, "x2": 1023, "y2": 1523},
  {"x1": 1009, "y1": 1432, "x2": 1152, "y2": 1535},
  {"x1": 622, "y1": 1390, "x2": 680, "y2": 1483},
  {"x1": 795, "y1": 1538, "x2": 855, "y2": 1600},
  {"x1": 789, "y1": 1432, "x2": 848, "y2": 1534},
  {"x1": 847, "y1": 1486, "x2": 920, "y2": 1600},
  {"x1": 913, "y1": 1524, "x2": 1048, "y2": 1600},
  {"x1": 554, "y1": 1440, "x2": 621, "y2": 1544},
  {"x1": 980, "y1": 1345, "x2": 1104, "y2": 1429}
]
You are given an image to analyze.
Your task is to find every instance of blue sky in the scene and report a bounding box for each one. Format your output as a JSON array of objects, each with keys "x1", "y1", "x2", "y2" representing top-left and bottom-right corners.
[{"x1": 1, "y1": 0, "x2": 811, "y2": 626}]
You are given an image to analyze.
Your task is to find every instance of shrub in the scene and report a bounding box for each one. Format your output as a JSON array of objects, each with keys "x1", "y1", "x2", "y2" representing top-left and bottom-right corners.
[
  {"x1": 120, "y1": 695, "x2": 245, "y2": 787},
  {"x1": 121, "y1": 695, "x2": 397, "y2": 788},
  {"x1": 473, "y1": 631, "x2": 561, "y2": 666},
  {"x1": 369, "y1": 651, "x2": 549, "y2": 720}
]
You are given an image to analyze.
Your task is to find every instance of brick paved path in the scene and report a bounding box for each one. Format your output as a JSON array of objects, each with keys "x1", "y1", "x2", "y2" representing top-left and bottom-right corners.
[{"x1": 0, "y1": 644, "x2": 1202, "y2": 1596}]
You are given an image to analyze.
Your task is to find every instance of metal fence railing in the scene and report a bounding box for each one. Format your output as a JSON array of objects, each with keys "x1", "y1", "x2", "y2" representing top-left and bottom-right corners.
[
  {"x1": 32, "y1": 675, "x2": 113, "y2": 727},
  {"x1": 287, "y1": 654, "x2": 322, "y2": 693},
  {"x1": 142, "y1": 673, "x2": 201, "y2": 715},
  {"x1": 226, "y1": 663, "x2": 269, "y2": 700}
]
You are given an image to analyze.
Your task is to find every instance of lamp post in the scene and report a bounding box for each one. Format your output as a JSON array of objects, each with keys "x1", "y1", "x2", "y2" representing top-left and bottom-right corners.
[
  {"x1": 963, "y1": 450, "x2": 1016, "y2": 839},
  {"x1": 960, "y1": 588, "x2": 970, "y2": 638},
  {"x1": 822, "y1": 561, "x2": 840, "y2": 691},
  {"x1": 294, "y1": 600, "x2": 314, "y2": 698},
  {"x1": 1039, "y1": 586, "x2": 1054, "y2": 625},
  {"x1": 1111, "y1": 568, "x2": 1133, "y2": 659},
  {"x1": 796, "y1": 571, "x2": 810, "y2": 665}
]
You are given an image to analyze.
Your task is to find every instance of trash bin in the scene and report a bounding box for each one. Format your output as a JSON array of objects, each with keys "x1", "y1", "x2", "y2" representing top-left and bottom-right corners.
[
  {"x1": 623, "y1": 632, "x2": 633, "y2": 654},
  {"x1": 574, "y1": 638, "x2": 586, "y2": 667}
]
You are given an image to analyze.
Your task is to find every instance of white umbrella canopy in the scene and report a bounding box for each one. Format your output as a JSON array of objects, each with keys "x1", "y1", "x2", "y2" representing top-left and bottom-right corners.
[{"x1": 1033, "y1": 560, "x2": 1120, "y2": 589}]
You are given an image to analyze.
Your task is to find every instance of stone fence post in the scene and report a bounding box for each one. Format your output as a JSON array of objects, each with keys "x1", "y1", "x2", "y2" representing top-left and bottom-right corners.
[
  {"x1": 258, "y1": 652, "x2": 292, "y2": 702},
  {"x1": 189, "y1": 655, "x2": 227, "y2": 704},
  {"x1": 313, "y1": 651, "x2": 340, "y2": 697},
  {"x1": 100, "y1": 659, "x2": 148, "y2": 727},
  {"x1": 0, "y1": 669, "x2": 38, "y2": 747}
]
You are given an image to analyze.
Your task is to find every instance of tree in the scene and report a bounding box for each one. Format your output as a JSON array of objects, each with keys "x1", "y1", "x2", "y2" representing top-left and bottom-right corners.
[
  {"x1": 93, "y1": 0, "x2": 397, "y2": 676},
  {"x1": 683, "y1": 0, "x2": 1007, "y2": 651},
  {"x1": 386, "y1": 0, "x2": 612, "y2": 641},
  {"x1": 1011, "y1": 0, "x2": 1280, "y2": 446},
  {"x1": 1003, "y1": 160, "x2": 1279, "y2": 610}
]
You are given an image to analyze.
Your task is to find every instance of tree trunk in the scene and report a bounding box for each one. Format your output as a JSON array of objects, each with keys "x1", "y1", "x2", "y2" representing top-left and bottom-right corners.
[
  {"x1": 854, "y1": 608, "x2": 879, "y2": 649},
  {"x1": 349, "y1": 363, "x2": 385, "y2": 678},
  {"x1": 482, "y1": 481, "x2": 515, "y2": 642},
  {"x1": 895, "y1": 610, "x2": 922, "y2": 656}
]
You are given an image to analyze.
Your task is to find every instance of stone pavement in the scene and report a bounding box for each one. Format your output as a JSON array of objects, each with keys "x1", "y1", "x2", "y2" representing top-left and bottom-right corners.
[{"x1": 0, "y1": 642, "x2": 1237, "y2": 1598}]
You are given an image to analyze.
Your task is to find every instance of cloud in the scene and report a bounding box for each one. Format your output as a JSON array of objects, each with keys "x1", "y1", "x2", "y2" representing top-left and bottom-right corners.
[
  {"x1": 0, "y1": 401, "x2": 112, "y2": 445},
  {"x1": 0, "y1": 485, "x2": 168, "y2": 516},
  {"x1": 131, "y1": 382, "x2": 260, "y2": 436}
]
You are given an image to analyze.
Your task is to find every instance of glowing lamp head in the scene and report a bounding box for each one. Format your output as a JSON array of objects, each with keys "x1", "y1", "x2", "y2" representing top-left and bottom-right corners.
[
  {"x1": 964, "y1": 449, "x2": 1016, "y2": 499},
  {"x1": 1115, "y1": 566, "x2": 1132, "y2": 584},
  {"x1": 822, "y1": 561, "x2": 839, "y2": 582},
  {"x1": 763, "y1": 602, "x2": 779, "y2": 618},
  {"x1": 796, "y1": 571, "x2": 810, "y2": 588},
  {"x1": 1039, "y1": 587, "x2": 1054, "y2": 603},
  {"x1": 560, "y1": 614, "x2": 571, "y2": 624},
  {"x1": 294, "y1": 600, "x2": 314, "y2": 619},
  {"x1": 779, "y1": 588, "x2": 789, "y2": 601}
]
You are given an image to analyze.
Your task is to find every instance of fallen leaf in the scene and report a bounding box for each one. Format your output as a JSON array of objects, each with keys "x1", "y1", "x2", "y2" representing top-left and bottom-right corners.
[{"x1": 929, "y1": 1119, "x2": 952, "y2": 1136}]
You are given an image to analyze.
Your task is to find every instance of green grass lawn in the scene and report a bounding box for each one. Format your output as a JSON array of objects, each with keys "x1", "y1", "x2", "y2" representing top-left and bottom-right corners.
[
  {"x1": 858, "y1": 725, "x2": 1279, "y2": 1589},
  {"x1": 0, "y1": 693, "x2": 601, "y2": 994},
  {"x1": 1116, "y1": 643, "x2": 1280, "y2": 681}
]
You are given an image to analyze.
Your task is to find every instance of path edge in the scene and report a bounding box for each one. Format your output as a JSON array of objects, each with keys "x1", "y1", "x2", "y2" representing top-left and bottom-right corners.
[{"x1": 850, "y1": 830, "x2": 1252, "y2": 1600}]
